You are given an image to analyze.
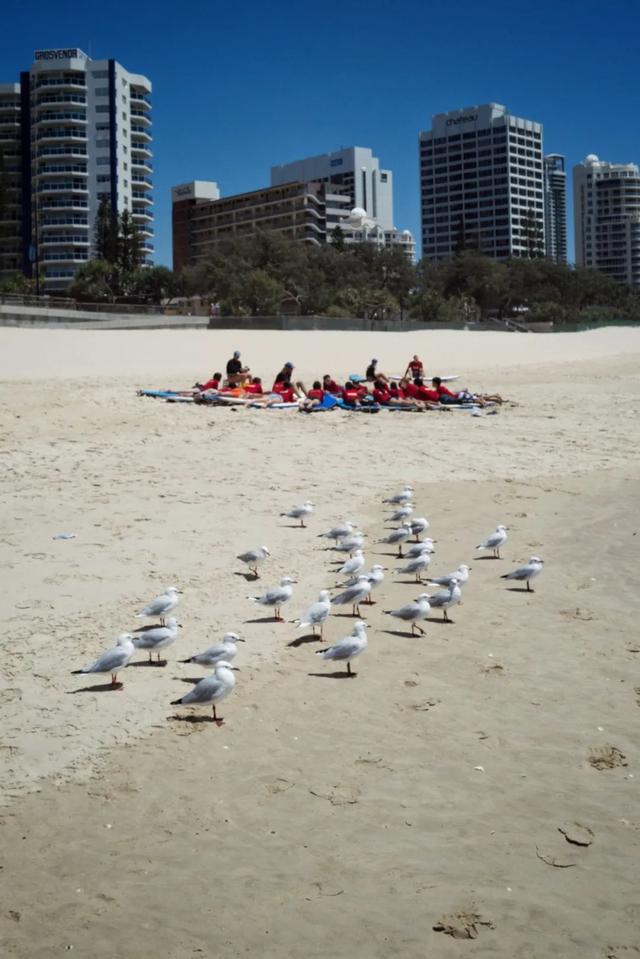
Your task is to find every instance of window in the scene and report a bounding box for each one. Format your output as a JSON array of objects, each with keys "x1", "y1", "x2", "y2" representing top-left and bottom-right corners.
[
  {"x1": 95, "y1": 105, "x2": 109, "y2": 113},
  {"x1": 92, "y1": 70, "x2": 108, "y2": 79},
  {"x1": 97, "y1": 157, "x2": 110, "y2": 165},
  {"x1": 96, "y1": 123, "x2": 110, "y2": 132},
  {"x1": 97, "y1": 174, "x2": 111, "y2": 183},
  {"x1": 95, "y1": 87, "x2": 109, "y2": 96},
  {"x1": 96, "y1": 139, "x2": 110, "y2": 148}
]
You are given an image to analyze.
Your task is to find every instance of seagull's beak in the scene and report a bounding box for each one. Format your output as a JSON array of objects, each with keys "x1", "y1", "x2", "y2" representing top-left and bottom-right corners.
[
  {"x1": 178, "y1": 624, "x2": 184, "y2": 628},
  {"x1": 230, "y1": 666, "x2": 240, "y2": 671},
  {"x1": 236, "y1": 638, "x2": 246, "y2": 642}
]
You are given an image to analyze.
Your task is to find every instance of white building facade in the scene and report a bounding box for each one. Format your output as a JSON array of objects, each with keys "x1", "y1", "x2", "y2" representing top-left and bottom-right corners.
[
  {"x1": 419, "y1": 103, "x2": 545, "y2": 261},
  {"x1": 1, "y1": 48, "x2": 153, "y2": 291},
  {"x1": 271, "y1": 146, "x2": 394, "y2": 232},
  {"x1": 573, "y1": 154, "x2": 640, "y2": 288}
]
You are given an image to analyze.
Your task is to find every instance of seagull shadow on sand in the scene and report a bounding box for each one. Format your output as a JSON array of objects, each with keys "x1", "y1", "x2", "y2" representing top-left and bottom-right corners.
[
  {"x1": 234, "y1": 571, "x2": 260, "y2": 581},
  {"x1": 245, "y1": 615, "x2": 286, "y2": 624},
  {"x1": 505, "y1": 586, "x2": 534, "y2": 593},
  {"x1": 167, "y1": 713, "x2": 223, "y2": 725},
  {"x1": 68, "y1": 682, "x2": 123, "y2": 693},
  {"x1": 424, "y1": 617, "x2": 455, "y2": 625},
  {"x1": 381, "y1": 629, "x2": 425, "y2": 639},
  {"x1": 287, "y1": 633, "x2": 322, "y2": 647},
  {"x1": 474, "y1": 556, "x2": 502, "y2": 561},
  {"x1": 307, "y1": 671, "x2": 357, "y2": 680},
  {"x1": 128, "y1": 660, "x2": 168, "y2": 667}
]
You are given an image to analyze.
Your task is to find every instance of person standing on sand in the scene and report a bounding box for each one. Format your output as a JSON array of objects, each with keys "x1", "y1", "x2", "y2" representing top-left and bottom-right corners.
[{"x1": 404, "y1": 355, "x2": 424, "y2": 381}]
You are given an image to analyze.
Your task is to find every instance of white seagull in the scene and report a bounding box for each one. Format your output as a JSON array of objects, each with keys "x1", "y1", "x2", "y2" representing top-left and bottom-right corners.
[
  {"x1": 384, "y1": 594, "x2": 431, "y2": 635},
  {"x1": 476, "y1": 525, "x2": 508, "y2": 559},
  {"x1": 75, "y1": 633, "x2": 135, "y2": 688},
  {"x1": 318, "y1": 521, "x2": 355, "y2": 541},
  {"x1": 171, "y1": 661, "x2": 237, "y2": 724},
  {"x1": 251, "y1": 577, "x2": 296, "y2": 621},
  {"x1": 501, "y1": 556, "x2": 544, "y2": 592},
  {"x1": 136, "y1": 586, "x2": 181, "y2": 625},
  {"x1": 315, "y1": 621, "x2": 368, "y2": 676},
  {"x1": 331, "y1": 575, "x2": 372, "y2": 617},
  {"x1": 405, "y1": 538, "x2": 436, "y2": 559},
  {"x1": 427, "y1": 564, "x2": 470, "y2": 589},
  {"x1": 295, "y1": 590, "x2": 331, "y2": 637},
  {"x1": 338, "y1": 549, "x2": 365, "y2": 581},
  {"x1": 388, "y1": 504, "x2": 414, "y2": 524},
  {"x1": 280, "y1": 501, "x2": 314, "y2": 527},
  {"x1": 409, "y1": 517, "x2": 429, "y2": 540},
  {"x1": 180, "y1": 632, "x2": 244, "y2": 667},
  {"x1": 395, "y1": 553, "x2": 431, "y2": 583},
  {"x1": 364, "y1": 564, "x2": 386, "y2": 596},
  {"x1": 237, "y1": 546, "x2": 270, "y2": 578},
  {"x1": 427, "y1": 578, "x2": 462, "y2": 622},
  {"x1": 331, "y1": 534, "x2": 365, "y2": 555},
  {"x1": 383, "y1": 486, "x2": 414, "y2": 505},
  {"x1": 133, "y1": 617, "x2": 181, "y2": 664},
  {"x1": 376, "y1": 523, "x2": 413, "y2": 557}
]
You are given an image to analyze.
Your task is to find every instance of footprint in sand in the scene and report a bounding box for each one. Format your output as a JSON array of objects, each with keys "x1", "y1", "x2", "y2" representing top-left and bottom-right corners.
[
  {"x1": 588, "y1": 745, "x2": 628, "y2": 770},
  {"x1": 433, "y1": 910, "x2": 495, "y2": 939}
]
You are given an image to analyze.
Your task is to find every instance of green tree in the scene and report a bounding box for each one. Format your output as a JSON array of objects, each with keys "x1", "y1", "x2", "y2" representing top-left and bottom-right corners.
[
  {"x1": 68, "y1": 259, "x2": 115, "y2": 299},
  {"x1": 128, "y1": 265, "x2": 184, "y2": 303},
  {"x1": 94, "y1": 197, "x2": 119, "y2": 263}
]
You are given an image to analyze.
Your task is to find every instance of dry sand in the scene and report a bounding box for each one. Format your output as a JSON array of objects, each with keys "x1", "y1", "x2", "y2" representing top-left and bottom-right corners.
[{"x1": 0, "y1": 326, "x2": 639, "y2": 958}]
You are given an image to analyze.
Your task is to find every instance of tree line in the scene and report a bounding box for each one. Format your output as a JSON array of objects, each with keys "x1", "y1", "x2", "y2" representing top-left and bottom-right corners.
[{"x1": 1, "y1": 210, "x2": 639, "y2": 323}]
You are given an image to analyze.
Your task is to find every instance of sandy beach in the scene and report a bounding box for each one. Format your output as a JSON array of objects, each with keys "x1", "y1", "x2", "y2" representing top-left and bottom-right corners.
[{"x1": 1, "y1": 326, "x2": 639, "y2": 958}]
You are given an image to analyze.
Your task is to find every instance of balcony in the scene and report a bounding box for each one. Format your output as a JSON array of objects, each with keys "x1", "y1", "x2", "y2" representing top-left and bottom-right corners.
[
  {"x1": 131, "y1": 124, "x2": 152, "y2": 140},
  {"x1": 37, "y1": 181, "x2": 88, "y2": 195},
  {"x1": 36, "y1": 129, "x2": 88, "y2": 143},
  {"x1": 130, "y1": 110, "x2": 151, "y2": 124},
  {"x1": 34, "y1": 95, "x2": 86, "y2": 109},
  {"x1": 131, "y1": 174, "x2": 152, "y2": 187},
  {"x1": 39, "y1": 198, "x2": 88, "y2": 210},
  {"x1": 132, "y1": 207, "x2": 153, "y2": 219},
  {"x1": 131, "y1": 159, "x2": 152, "y2": 172},
  {"x1": 34, "y1": 111, "x2": 87, "y2": 126},
  {"x1": 34, "y1": 76, "x2": 86, "y2": 90},
  {"x1": 40, "y1": 234, "x2": 90, "y2": 246},
  {"x1": 132, "y1": 191, "x2": 152, "y2": 203},
  {"x1": 130, "y1": 93, "x2": 151, "y2": 108},
  {"x1": 42, "y1": 251, "x2": 89, "y2": 263},
  {"x1": 33, "y1": 164, "x2": 88, "y2": 178},
  {"x1": 37, "y1": 145, "x2": 87, "y2": 159},
  {"x1": 131, "y1": 141, "x2": 152, "y2": 156}
]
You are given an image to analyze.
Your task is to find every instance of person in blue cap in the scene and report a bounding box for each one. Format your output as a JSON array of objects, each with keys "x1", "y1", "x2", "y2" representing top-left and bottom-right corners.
[{"x1": 273, "y1": 361, "x2": 295, "y2": 390}]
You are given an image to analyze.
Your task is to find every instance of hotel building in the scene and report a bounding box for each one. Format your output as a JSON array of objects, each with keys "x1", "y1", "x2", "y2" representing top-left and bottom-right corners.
[
  {"x1": 0, "y1": 83, "x2": 23, "y2": 278},
  {"x1": 573, "y1": 154, "x2": 640, "y2": 288},
  {"x1": 171, "y1": 180, "x2": 352, "y2": 272},
  {"x1": 271, "y1": 146, "x2": 394, "y2": 231},
  {"x1": 543, "y1": 154, "x2": 567, "y2": 264},
  {"x1": 0, "y1": 48, "x2": 153, "y2": 291},
  {"x1": 419, "y1": 103, "x2": 545, "y2": 261}
]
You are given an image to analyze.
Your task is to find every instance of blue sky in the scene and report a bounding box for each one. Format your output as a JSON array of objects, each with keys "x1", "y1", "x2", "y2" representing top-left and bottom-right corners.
[{"x1": 4, "y1": 0, "x2": 639, "y2": 266}]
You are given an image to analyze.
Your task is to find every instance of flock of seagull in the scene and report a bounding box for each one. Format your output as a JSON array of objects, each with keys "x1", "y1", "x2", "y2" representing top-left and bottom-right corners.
[{"x1": 74, "y1": 485, "x2": 544, "y2": 724}]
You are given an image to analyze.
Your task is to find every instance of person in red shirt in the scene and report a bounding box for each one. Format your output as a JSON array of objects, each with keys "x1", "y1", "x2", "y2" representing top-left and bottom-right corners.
[
  {"x1": 271, "y1": 380, "x2": 297, "y2": 403},
  {"x1": 306, "y1": 381, "x2": 325, "y2": 402},
  {"x1": 322, "y1": 374, "x2": 342, "y2": 395},
  {"x1": 197, "y1": 372, "x2": 222, "y2": 392},
  {"x1": 372, "y1": 378, "x2": 391, "y2": 405},
  {"x1": 341, "y1": 381, "x2": 361, "y2": 406},
  {"x1": 243, "y1": 377, "x2": 264, "y2": 395},
  {"x1": 431, "y1": 376, "x2": 504, "y2": 406},
  {"x1": 414, "y1": 377, "x2": 441, "y2": 406},
  {"x1": 404, "y1": 355, "x2": 424, "y2": 381}
]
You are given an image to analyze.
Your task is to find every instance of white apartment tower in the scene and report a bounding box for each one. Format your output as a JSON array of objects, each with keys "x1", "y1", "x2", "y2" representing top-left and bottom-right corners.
[
  {"x1": 573, "y1": 154, "x2": 640, "y2": 288},
  {"x1": 0, "y1": 48, "x2": 153, "y2": 291},
  {"x1": 543, "y1": 154, "x2": 567, "y2": 264},
  {"x1": 419, "y1": 103, "x2": 545, "y2": 261},
  {"x1": 271, "y1": 146, "x2": 395, "y2": 232}
]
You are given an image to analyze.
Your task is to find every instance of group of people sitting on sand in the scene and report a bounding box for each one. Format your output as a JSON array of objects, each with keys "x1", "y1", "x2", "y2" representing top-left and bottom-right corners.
[{"x1": 192, "y1": 350, "x2": 503, "y2": 411}]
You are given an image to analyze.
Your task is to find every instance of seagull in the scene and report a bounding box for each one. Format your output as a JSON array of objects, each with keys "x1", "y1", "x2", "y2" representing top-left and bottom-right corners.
[
  {"x1": 180, "y1": 632, "x2": 244, "y2": 667},
  {"x1": 133, "y1": 617, "x2": 181, "y2": 664},
  {"x1": 331, "y1": 534, "x2": 365, "y2": 555},
  {"x1": 409, "y1": 517, "x2": 429, "y2": 540},
  {"x1": 383, "y1": 486, "x2": 414, "y2": 505},
  {"x1": 318, "y1": 521, "x2": 355, "y2": 541},
  {"x1": 315, "y1": 621, "x2": 368, "y2": 676},
  {"x1": 388, "y1": 504, "x2": 414, "y2": 524},
  {"x1": 280, "y1": 501, "x2": 314, "y2": 527},
  {"x1": 501, "y1": 556, "x2": 544, "y2": 591},
  {"x1": 405, "y1": 538, "x2": 436, "y2": 559},
  {"x1": 331, "y1": 575, "x2": 371, "y2": 617},
  {"x1": 136, "y1": 586, "x2": 181, "y2": 625},
  {"x1": 237, "y1": 546, "x2": 270, "y2": 578},
  {"x1": 295, "y1": 590, "x2": 331, "y2": 637},
  {"x1": 364, "y1": 564, "x2": 386, "y2": 597},
  {"x1": 395, "y1": 553, "x2": 431, "y2": 583},
  {"x1": 376, "y1": 523, "x2": 412, "y2": 557},
  {"x1": 171, "y1": 661, "x2": 237, "y2": 724},
  {"x1": 384, "y1": 594, "x2": 431, "y2": 635},
  {"x1": 251, "y1": 577, "x2": 296, "y2": 621},
  {"x1": 338, "y1": 549, "x2": 365, "y2": 581},
  {"x1": 75, "y1": 634, "x2": 135, "y2": 688},
  {"x1": 427, "y1": 578, "x2": 462, "y2": 622},
  {"x1": 427, "y1": 564, "x2": 470, "y2": 589},
  {"x1": 476, "y1": 525, "x2": 508, "y2": 559}
]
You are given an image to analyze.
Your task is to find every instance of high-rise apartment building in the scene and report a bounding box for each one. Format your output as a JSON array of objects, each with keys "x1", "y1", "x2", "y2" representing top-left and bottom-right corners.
[
  {"x1": 573, "y1": 154, "x2": 640, "y2": 288},
  {"x1": 271, "y1": 147, "x2": 394, "y2": 232},
  {"x1": 0, "y1": 83, "x2": 23, "y2": 277},
  {"x1": 419, "y1": 103, "x2": 545, "y2": 261},
  {"x1": 543, "y1": 154, "x2": 567, "y2": 264},
  {"x1": 0, "y1": 48, "x2": 153, "y2": 291}
]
